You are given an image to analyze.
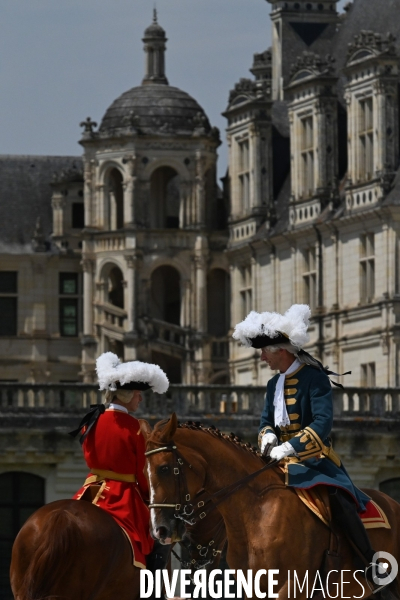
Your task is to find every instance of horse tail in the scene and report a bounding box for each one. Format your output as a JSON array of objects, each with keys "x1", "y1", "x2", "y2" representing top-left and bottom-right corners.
[{"x1": 21, "y1": 507, "x2": 84, "y2": 600}]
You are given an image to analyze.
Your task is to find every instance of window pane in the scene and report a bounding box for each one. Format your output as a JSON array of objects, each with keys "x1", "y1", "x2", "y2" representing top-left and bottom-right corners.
[
  {"x1": 59, "y1": 273, "x2": 78, "y2": 295},
  {"x1": 60, "y1": 299, "x2": 78, "y2": 337},
  {"x1": 0, "y1": 298, "x2": 17, "y2": 336},
  {"x1": 0, "y1": 272, "x2": 17, "y2": 294},
  {"x1": 72, "y1": 203, "x2": 85, "y2": 229}
]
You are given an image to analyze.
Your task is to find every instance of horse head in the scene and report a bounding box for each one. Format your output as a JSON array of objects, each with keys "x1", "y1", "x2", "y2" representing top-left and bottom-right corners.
[{"x1": 145, "y1": 413, "x2": 209, "y2": 544}]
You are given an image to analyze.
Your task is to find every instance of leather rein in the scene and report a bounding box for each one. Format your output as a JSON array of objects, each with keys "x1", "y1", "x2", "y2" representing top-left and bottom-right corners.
[{"x1": 144, "y1": 441, "x2": 279, "y2": 526}]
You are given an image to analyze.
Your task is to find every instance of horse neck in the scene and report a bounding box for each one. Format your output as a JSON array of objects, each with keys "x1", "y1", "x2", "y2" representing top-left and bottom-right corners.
[{"x1": 177, "y1": 428, "x2": 281, "y2": 494}]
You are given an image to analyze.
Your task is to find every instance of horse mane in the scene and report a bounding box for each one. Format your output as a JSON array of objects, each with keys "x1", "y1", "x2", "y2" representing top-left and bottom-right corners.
[
  {"x1": 20, "y1": 508, "x2": 83, "y2": 600},
  {"x1": 149, "y1": 417, "x2": 263, "y2": 459},
  {"x1": 178, "y1": 421, "x2": 263, "y2": 458}
]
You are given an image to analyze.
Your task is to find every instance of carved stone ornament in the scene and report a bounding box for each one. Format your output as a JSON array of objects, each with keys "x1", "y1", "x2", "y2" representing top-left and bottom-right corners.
[
  {"x1": 80, "y1": 117, "x2": 98, "y2": 133},
  {"x1": 228, "y1": 78, "x2": 258, "y2": 105},
  {"x1": 290, "y1": 52, "x2": 336, "y2": 83},
  {"x1": 347, "y1": 31, "x2": 397, "y2": 64}
]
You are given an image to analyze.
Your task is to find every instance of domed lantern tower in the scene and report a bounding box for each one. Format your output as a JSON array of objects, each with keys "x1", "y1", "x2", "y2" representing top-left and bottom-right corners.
[{"x1": 79, "y1": 13, "x2": 229, "y2": 386}]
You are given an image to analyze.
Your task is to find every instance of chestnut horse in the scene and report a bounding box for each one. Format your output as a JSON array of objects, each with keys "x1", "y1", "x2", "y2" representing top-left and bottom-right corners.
[
  {"x1": 10, "y1": 498, "x2": 140, "y2": 600},
  {"x1": 146, "y1": 415, "x2": 400, "y2": 600},
  {"x1": 10, "y1": 420, "x2": 226, "y2": 600},
  {"x1": 140, "y1": 419, "x2": 227, "y2": 571}
]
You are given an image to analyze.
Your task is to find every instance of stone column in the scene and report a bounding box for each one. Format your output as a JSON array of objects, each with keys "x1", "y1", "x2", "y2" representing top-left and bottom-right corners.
[
  {"x1": 82, "y1": 258, "x2": 94, "y2": 336},
  {"x1": 249, "y1": 123, "x2": 256, "y2": 210},
  {"x1": 194, "y1": 237, "x2": 208, "y2": 332},
  {"x1": 51, "y1": 191, "x2": 65, "y2": 237},
  {"x1": 81, "y1": 257, "x2": 97, "y2": 383},
  {"x1": 124, "y1": 254, "x2": 141, "y2": 331},
  {"x1": 96, "y1": 184, "x2": 107, "y2": 229},
  {"x1": 179, "y1": 180, "x2": 190, "y2": 229},
  {"x1": 83, "y1": 158, "x2": 94, "y2": 227},
  {"x1": 195, "y1": 152, "x2": 206, "y2": 228},
  {"x1": 123, "y1": 155, "x2": 137, "y2": 225},
  {"x1": 374, "y1": 80, "x2": 386, "y2": 173}
]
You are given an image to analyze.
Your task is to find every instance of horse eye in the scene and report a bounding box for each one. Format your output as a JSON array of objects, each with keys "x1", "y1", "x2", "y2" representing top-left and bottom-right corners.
[{"x1": 159, "y1": 465, "x2": 169, "y2": 474}]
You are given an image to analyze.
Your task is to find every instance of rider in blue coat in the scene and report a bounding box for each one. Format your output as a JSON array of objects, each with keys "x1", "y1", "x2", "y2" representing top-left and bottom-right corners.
[{"x1": 233, "y1": 304, "x2": 392, "y2": 598}]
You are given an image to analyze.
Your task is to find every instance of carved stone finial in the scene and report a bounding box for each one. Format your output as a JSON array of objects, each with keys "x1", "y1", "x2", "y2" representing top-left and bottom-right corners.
[
  {"x1": 347, "y1": 31, "x2": 397, "y2": 63},
  {"x1": 32, "y1": 217, "x2": 46, "y2": 253},
  {"x1": 153, "y1": 6, "x2": 157, "y2": 23},
  {"x1": 228, "y1": 78, "x2": 258, "y2": 105},
  {"x1": 80, "y1": 117, "x2": 97, "y2": 133},
  {"x1": 290, "y1": 52, "x2": 336, "y2": 81}
]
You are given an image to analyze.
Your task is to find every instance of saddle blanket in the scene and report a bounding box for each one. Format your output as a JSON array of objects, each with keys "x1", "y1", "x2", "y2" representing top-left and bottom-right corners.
[{"x1": 296, "y1": 488, "x2": 391, "y2": 529}]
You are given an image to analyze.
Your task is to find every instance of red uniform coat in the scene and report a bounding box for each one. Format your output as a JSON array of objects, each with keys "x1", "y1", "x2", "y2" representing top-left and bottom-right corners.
[{"x1": 73, "y1": 408, "x2": 154, "y2": 568}]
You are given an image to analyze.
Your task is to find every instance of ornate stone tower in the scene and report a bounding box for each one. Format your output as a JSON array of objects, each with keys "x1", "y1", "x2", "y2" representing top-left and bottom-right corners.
[
  {"x1": 268, "y1": 0, "x2": 340, "y2": 100},
  {"x1": 78, "y1": 14, "x2": 229, "y2": 385}
]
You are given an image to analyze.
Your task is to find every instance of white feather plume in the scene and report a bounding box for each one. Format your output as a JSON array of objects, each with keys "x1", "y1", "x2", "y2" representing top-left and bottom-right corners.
[
  {"x1": 232, "y1": 304, "x2": 311, "y2": 348},
  {"x1": 96, "y1": 352, "x2": 169, "y2": 394}
]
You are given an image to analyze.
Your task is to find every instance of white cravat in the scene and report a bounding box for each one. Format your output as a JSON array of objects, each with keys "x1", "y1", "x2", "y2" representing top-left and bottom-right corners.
[
  {"x1": 274, "y1": 358, "x2": 301, "y2": 428},
  {"x1": 108, "y1": 403, "x2": 128, "y2": 413}
]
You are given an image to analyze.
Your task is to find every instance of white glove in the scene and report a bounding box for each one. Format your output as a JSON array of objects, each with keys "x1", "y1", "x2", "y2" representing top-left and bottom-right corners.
[
  {"x1": 261, "y1": 432, "x2": 278, "y2": 456},
  {"x1": 270, "y1": 442, "x2": 295, "y2": 461}
]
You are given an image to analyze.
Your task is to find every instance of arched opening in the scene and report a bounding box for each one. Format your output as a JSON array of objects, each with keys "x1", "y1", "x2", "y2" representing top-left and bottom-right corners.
[
  {"x1": 379, "y1": 478, "x2": 400, "y2": 503},
  {"x1": 150, "y1": 266, "x2": 181, "y2": 325},
  {"x1": 107, "y1": 168, "x2": 124, "y2": 230},
  {"x1": 150, "y1": 167, "x2": 180, "y2": 228},
  {"x1": 0, "y1": 472, "x2": 45, "y2": 600},
  {"x1": 207, "y1": 269, "x2": 230, "y2": 337},
  {"x1": 107, "y1": 267, "x2": 124, "y2": 309}
]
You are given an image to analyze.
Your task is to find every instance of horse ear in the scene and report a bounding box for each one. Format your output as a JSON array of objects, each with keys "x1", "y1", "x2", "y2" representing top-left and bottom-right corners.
[
  {"x1": 139, "y1": 419, "x2": 153, "y2": 440},
  {"x1": 160, "y1": 413, "x2": 178, "y2": 443}
]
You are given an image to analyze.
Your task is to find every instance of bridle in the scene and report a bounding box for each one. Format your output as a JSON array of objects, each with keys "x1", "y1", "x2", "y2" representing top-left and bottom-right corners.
[{"x1": 145, "y1": 440, "x2": 279, "y2": 526}]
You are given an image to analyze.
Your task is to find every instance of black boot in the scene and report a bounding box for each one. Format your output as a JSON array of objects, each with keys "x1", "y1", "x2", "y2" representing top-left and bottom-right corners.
[
  {"x1": 146, "y1": 542, "x2": 171, "y2": 600},
  {"x1": 329, "y1": 489, "x2": 399, "y2": 600}
]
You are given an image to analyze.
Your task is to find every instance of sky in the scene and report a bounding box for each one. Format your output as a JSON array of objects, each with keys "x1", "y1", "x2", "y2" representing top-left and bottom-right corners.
[{"x1": 1, "y1": 0, "x2": 347, "y2": 178}]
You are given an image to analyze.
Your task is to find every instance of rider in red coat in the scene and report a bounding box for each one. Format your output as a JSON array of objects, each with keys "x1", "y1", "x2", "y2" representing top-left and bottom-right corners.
[{"x1": 72, "y1": 352, "x2": 169, "y2": 572}]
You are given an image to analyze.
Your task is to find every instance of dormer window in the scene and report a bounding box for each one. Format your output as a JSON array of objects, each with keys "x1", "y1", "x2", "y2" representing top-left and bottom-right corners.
[
  {"x1": 358, "y1": 97, "x2": 374, "y2": 182},
  {"x1": 300, "y1": 115, "x2": 315, "y2": 197}
]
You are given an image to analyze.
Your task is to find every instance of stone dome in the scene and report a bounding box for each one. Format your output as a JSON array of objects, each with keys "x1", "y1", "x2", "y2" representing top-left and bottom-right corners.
[
  {"x1": 143, "y1": 21, "x2": 166, "y2": 39},
  {"x1": 99, "y1": 84, "x2": 211, "y2": 136}
]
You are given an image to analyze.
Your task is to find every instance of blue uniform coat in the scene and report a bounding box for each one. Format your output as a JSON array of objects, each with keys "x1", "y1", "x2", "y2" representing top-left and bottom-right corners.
[{"x1": 258, "y1": 364, "x2": 370, "y2": 511}]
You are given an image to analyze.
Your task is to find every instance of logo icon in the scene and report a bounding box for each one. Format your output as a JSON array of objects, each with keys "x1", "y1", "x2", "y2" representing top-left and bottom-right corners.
[{"x1": 371, "y1": 551, "x2": 398, "y2": 588}]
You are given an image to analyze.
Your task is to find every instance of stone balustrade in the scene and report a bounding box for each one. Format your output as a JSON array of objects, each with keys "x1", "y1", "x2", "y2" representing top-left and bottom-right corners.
[{"x1": 1, "y1": 383, "x2": 400, "y2": 422}]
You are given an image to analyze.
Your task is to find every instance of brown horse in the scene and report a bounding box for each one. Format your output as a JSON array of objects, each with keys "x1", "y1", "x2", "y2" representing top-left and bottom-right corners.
[
  {"x1": 10, "y1": 498, "x2": 140, "y2": 600},
  {"x1": 139, "y1": 419, "x2": 226, "y2": 572},
  {"x1": 146, "y1": 415, "x2": 400, "y2": 600},
  {"x1": 10, "y1": 420, "x2": 226, "y2": 600}
]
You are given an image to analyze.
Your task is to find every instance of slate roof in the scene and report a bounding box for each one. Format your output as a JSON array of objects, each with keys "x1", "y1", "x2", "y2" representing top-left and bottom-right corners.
[
  {"x1": 99, "y1": 84, "x2": 211, "y2": 136},
  {"x1": 0, "y1": 155, "x2": 82, "y2": 251}
]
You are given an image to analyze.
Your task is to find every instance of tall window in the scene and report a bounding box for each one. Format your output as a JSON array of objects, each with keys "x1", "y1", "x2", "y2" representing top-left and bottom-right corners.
[
  {"x1": 239, "y1": 265, "x2": 252, "y2": 320},
  {"x1": 238, "y1": 139, "x2": 250, "y2": 213},
  {"x1": 303, "y1": 247, "x2": 317, "y2": 310},
  {"x1": 360, "y1": 233, "x2": 375, "y2": 303},
  {"x1": 0, "y1": 472, "x2": 45, "y2": 600},
  {"x1": 358, "y1": 98, "x2": 374, "y2": 182},
  {"x1": 59, "y1": 273, "x2": 79, "y2": 337},
  {"x1": 300, "y1": 116, "x2": 314, "y2": 197},
  {"x1": 361, "y1": 362, "x2": 376, "y2": 387},
  {"x1": 0, "y1": 272, "x2": 17, "y2": 336}
]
